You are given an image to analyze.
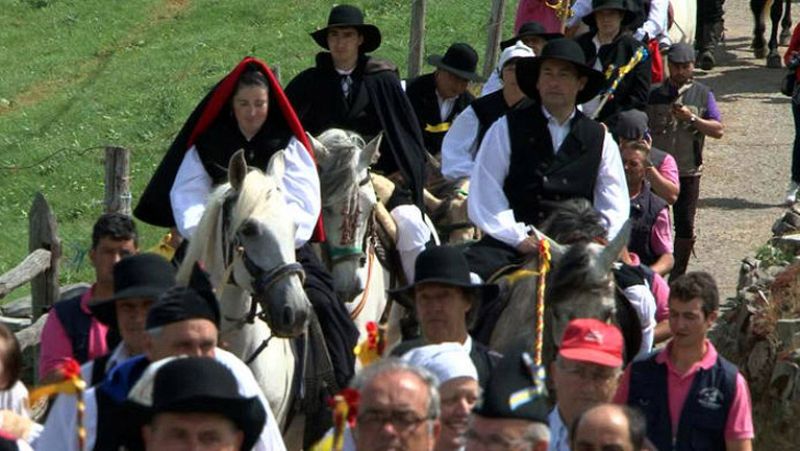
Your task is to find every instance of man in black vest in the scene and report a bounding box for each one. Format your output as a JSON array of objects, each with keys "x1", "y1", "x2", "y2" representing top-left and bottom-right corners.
[
  {"x1": 622, "y1": 141, "x2": 674, "y2": 276},
  {"x1": 465, "y1": 38, "x2": 629, "y2": 281},
  {"x1": 389, "y1": 246, "x2": 502, "y2": 389},
  {"x1": 647, "y1": 44, "x2": 724, "y2": 279},
  {"x1": 406, "y1": 43, "x2": 483, "y2": 158},
  {"x1": 614, "y1": 272, "x2": 754, "y2": 450},
  {"x1": 84, "y1": 253, "x2": 176, "y2": 386},
  {"x1": 39, "y1": 213, "x2": 138, "y2": 382}
]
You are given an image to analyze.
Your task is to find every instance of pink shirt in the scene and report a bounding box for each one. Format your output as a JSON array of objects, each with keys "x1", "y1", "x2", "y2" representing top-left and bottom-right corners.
[
  {"x1": 514, "y1": 0, "x2": 562, "y2": 34},
  {"x1": 39, "y1": 286, "x2": 109, "y2": 380},
  {"x1": 614, "y1": 340, "x2": 754, "y2": 441},
  {"x1": 650, "y1": 208, "x2": 674, "y2": 255},
  {"x1": 656, "y1": 153, "x2": 680, "y2": 188}
]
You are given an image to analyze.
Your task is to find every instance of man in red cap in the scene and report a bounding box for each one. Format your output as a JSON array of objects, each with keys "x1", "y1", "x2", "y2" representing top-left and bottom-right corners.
[{"x1": 548, "y1": 319, "x2": 624, "y2": 451}]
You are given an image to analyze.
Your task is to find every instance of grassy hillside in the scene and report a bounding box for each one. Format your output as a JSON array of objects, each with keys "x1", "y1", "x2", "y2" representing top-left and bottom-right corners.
[{"x1": 0, "y1": 0, "x2": 518, "y2": 289}]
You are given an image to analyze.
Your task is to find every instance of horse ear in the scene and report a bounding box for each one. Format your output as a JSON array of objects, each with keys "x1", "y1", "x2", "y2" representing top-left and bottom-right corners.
[
  {"x1": 307, "y1": 132, "x2": 328, "y2": 161},
  {"x1": 527, "y1": 225, "x2": 567, "y2": 260},
  {"x1": 598, "y1": 220, "x2": 631, "y2": 270},
  {"x1": 229, "y1": 149, "x2": 248, "y2": 192},
  {"x1": 266, "y1": 150, "x2": 286, "y2": 180},
  {"x1": 359, "y1": 133, "x2": 382, "y2": 170}
]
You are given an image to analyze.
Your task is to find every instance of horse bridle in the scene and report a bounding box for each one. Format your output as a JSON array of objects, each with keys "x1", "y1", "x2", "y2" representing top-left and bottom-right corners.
[
  {"x1": 325, "y1": 173, "x2": 374, "y2": 264},
  {"x1": 220, "y1": 193, "x2": 306, "y2": 326}
]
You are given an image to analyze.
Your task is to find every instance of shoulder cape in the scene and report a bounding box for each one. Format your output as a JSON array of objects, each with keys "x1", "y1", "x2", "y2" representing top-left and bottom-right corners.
[{"x1": 134, "y1": 56, "x2": 325, "y2": 242}]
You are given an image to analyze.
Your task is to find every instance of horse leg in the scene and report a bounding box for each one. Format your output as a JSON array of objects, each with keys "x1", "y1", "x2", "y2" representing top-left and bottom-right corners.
[
  {"x1": 751, "y1": 0, "x2": 769, "y2": 58},
  {"x1": 780, "y1": 0, "x2": 793, "y2": 45},
  {"x1": 768, "y1": 0, "x2": 785, "y2": 67}
]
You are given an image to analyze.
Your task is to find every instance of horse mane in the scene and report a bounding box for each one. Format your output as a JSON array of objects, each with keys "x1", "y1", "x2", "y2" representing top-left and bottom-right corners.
[
  {"x1": 315, "y1": 129, "x2": 366, "y2": 206},
  {"x1": 546, "y1": 242, "x2": 614, "y2": 305},
  {"x1": 176, "y1": 167, "x2": 280, "y2": 284}
]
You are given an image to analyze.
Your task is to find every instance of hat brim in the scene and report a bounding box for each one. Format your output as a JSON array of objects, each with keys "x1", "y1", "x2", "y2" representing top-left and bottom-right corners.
[
  {"x1": 121, "y1": 396, "x2": 265, "y2": 451},
  {"x1": 427, "y1": 55, "x2": 485, "y2": 82},
  {"x1": 88, "y1": 286, "x2": 164, "y2": 326},
  {"x1": 388, "y1": 278, "x2": 499, "y2": 310},
  {"x1": 582, "y1": 8, "x2": 637, "y2": 28},
  {"x1": 311, "y1": 24, "x2": 382, "y2": 53},
  {"x1": 500, "y1": 32, "x2": 564, "y2": 50},
  {"x1": 559, "y1": 347, "x2": 622, "y2": 368},
  {"x1": 515, "y1": 56, "x2": 605, "y2": 104}
]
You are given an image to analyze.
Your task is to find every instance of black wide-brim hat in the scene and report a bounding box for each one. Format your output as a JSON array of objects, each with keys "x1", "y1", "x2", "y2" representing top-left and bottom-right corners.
[
  {"x1": 388, "y1": 246, "x2": 498, "y2": 309},
  {"x1": 583, "y1": 0, "x2": 638, "y2": 28},
  {"x1": 89, "y1": 253, "x2": 176, "y2": 327},
  {"x1": 427, "y1": 43, "x2": 485, "y2": 82},
  {"x1": 311, "y1": 4, "x2": 382, "y2": 53},
  {"x1": 500, "y1": 21, "x2": 563, "y2": 50},
  {"x1": 123, "y1": 357, "x2": 267, "y2": 451},
  {"x1": 515, "y1": 38, "x2": 606, "y2": 104}
]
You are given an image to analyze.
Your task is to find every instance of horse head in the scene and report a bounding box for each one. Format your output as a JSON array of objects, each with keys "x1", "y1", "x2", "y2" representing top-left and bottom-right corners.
[
  {"x1": 544, "y1": 221, "x2": 631, "y2": 345},
  {"x1": 190, "y1": 149, "x2": 311, "y2": 337},
  {"x1": 311, "y1": 129, "x2": 381, "y2": 302}
]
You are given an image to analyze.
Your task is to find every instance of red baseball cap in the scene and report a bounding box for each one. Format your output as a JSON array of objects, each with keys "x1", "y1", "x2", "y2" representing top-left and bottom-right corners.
[{"x1": 558, "y1": 319, "x2": 624, "y2": 367}]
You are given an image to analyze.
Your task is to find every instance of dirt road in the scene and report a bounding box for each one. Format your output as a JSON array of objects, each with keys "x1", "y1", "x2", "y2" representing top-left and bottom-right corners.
[{"x1": 684, "y1": 0, "x2": 793, "y2": 297}]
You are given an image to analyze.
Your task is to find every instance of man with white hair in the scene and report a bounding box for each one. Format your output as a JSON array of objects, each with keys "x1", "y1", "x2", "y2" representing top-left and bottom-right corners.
[{"x1": 403, "y1": 343, "x2": 480, "y2": 451}]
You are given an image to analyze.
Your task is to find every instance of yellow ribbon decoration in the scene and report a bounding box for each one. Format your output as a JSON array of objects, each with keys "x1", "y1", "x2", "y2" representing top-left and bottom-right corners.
[
  {"x1": 535, "y1": 239, "x2": 551, "y2": 365},
  {"x1": 424, "y1": 122, "x2": 451, "y2": 133}
]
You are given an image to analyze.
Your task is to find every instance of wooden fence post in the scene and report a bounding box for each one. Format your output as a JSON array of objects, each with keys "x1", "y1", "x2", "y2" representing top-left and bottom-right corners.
[
  {"x1": 28, "y1": 193, "x2": 60, "y2": 321},
  {"x1": 407, "y1": 0, "x2": 427, "y2": 78},
  {"x1": 483, "y1": 0, "x2": 508, "y2": 79},
  {"x1": 104, "y1": 146, "x2": 131, "y2": 216}
]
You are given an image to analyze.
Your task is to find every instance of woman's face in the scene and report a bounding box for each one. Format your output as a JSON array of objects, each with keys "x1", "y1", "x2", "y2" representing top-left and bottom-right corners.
[
  {"x1": 232, "y1": 84, "x2": 269, "y2": 139},
  {"x1": 595, "y1": 9, "x2": 624, "y2": 36}
]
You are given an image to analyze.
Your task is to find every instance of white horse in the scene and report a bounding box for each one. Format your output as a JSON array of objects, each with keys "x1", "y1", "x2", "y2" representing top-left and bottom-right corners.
[
  {"x1": 668, "y1": 0, "x2": 697, "y2": 46},
  {"x1": 310, "y1": 129, "x2": 405, "y2": 349},
  {"x1": 176, "y1": 149, "x2": 309, "y2": 430}
]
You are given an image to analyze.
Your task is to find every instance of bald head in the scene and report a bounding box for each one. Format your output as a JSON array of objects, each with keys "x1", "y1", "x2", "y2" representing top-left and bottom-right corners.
[{"x1": 570, "y1": 404, "x2": 646, "y2": 451}]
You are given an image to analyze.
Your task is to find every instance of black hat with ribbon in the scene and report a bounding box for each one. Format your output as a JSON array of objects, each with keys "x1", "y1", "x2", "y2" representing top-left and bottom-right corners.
[
  {"x1": 583, "y1": 0, "x2": 638, "y2": 28},
  {"x1": 389, "y1": 246, "x2": 498, "y2": 309},
  {"x1": 427, "y1": 43, "x2": 485, "y2": 82},
  {"x1": 500, "y1": 21, "x2": 564, "y2": 50},
  {"x1": 311, "y1": 4, "x2": 382, "y2": 53},
  {"x1": 515, "y1": 38, "x2": 606, "y2": 104},
  {"x1": 146, "y1": 263, "x2": 221, "y2": 330},
  {"x1": 90, "y1": 254, "x2": 176, "y2": 327},
  {"x1": 473, "y1": 342, "x2": 550, "y2": 423}
]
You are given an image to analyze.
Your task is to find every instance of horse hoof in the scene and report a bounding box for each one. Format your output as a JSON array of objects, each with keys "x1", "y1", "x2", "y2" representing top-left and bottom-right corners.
[{"x1": 767, "y1": 53, "x2": 783, "y2": 69}]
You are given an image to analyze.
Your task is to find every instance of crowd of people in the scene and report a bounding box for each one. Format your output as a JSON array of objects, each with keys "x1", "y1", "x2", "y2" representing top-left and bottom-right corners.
[{"x1": 0, "y1": 1, "x2": 759, "y2": 450}]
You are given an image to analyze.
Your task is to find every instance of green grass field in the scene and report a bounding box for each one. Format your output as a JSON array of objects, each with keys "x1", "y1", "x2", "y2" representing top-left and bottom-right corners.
[{"x1": 0, "y1": 0, "x2": 518, "y2": 293}]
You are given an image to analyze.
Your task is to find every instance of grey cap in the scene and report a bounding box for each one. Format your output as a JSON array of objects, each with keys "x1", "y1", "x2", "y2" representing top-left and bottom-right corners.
[
  {"x1": 668, "y1": 43, "x2": 695, "y2": 63},
  {"x1": 611, "y1": 110, "x2": 649, "y2": 140}
]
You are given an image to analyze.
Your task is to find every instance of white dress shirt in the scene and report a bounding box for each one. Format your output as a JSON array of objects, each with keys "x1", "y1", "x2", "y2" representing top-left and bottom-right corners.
[
  {"x1": 170, "y1": 136, "x2": 320, "y2": 249},
  {"x1": 436, "y1": 91, "x2": 457, "y2": 122},
  {"x1": 36, "y1": 348, "x2": 286, "y2": 451},
  {"x1": 441, "y1": 105, "x2": 484, "y2": 180},
  {"x1": 79, "y1": 343, "x2": 131, "y2": 384},
  {"x1": 468, "y1": 106, "x2": 629, "y2": 248},
  {"x1": 548, "y1": 407, "x2": 570, "y2": 451}
]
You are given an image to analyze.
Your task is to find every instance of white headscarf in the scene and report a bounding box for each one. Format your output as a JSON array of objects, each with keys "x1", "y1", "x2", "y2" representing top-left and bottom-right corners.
[
  {"x1": 498, "y1": 41, "x2": 536, "y2": 75},
  {"x1": 401, "y1": 342, "x2": 478, "y2": 385}
]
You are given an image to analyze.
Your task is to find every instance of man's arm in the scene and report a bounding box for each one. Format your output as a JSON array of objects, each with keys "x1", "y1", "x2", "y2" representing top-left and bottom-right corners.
[
  {"x1": 593, "y1": 132, "x2": 630, "y2": 240},
  {"x1": 634, "y1": 0, "x2": 669, "y2": 41},
  {"x1": 441, "y1": 106, "x2": 481, "y2": 181},
  {"x1": 672, "y1": 93, "x2": 725, "y2": 139},
  {"x1": 169, "y1": 147, "x2": 212, "y2": 240},
  {"x1": 725, "y1": 439, "x2": 753, "y2": 451},
  {"x1": 647, "y1": 153, "x2": 679, "y2": 205},
  {"x1": 649, "y1": 209, "x2": 674, "y2": 275},
  {"x1": 467, "y1": 118, "x2": 529, "y2": 250},
  {"x1": 38, "y1": 313, "x2": 73, "y2": 383},
  {"x1": 724, "y1": 374, "x2": 754, "y2": 450}
]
